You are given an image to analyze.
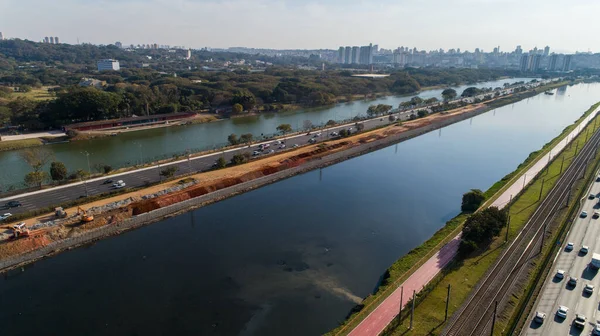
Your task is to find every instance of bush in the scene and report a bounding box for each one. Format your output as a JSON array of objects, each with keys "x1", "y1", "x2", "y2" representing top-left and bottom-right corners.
[
  {"x1": 459, "y1": 207, "x2": 508, "y2": 256},
  {"x1": 461, "y1": 189, "x2": 485, "y2": 212}
]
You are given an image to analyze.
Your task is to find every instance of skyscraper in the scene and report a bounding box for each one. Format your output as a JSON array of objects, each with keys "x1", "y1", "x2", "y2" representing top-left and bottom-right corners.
[
  {"x1": 44, "y1": 37, "x2": 49, "y2": 43},
  {"x1": 54, "y1": 37, "x2": 59, "y2": 44},
  {"x1": 0, "y1": 32, "x2": 3, "y2": 40},
  {"x1": 515, "y1": 45, "x2": 523, "y2": 56},
  {"x1": 352, "y1": 46, "x2": 360, "y2": 64},
  {"x1": 532, "y1": 55, "x2": 541, "y2": 71},
  {"x1": 338, "y1": 47, "x2": 345, "y2": 64},
  {"x1": 543, "y1": 46, "x2": 550, "y2": 56},
  {"x1": 549, "y1": 54, "x2": 558, "y2": 71},
  {"x1": 50, "y1": 37, "x2": 54, "y2": 44},
  {"x1": 520, "y1": 55, "x2": 528, "y2": 72},
  {"x1": 344, "y1": 46, "x2": 352, "y2": 64},
  {"x1": 563, "y1": 55, "x2": 572, "y2": 71}
]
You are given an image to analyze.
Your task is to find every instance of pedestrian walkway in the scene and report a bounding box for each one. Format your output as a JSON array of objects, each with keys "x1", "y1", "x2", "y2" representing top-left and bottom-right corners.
[{"x1": 347, "y1": 105, "x2": 600, "y2": 336}]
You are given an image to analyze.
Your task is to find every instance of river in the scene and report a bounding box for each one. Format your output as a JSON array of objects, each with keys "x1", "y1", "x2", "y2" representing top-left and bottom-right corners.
[
  {"x1": 0, "y1": 78, "x2": 533, "y2": 191},
  {"x1": 1, "y1": 82, "x2": 595, "y2": 336}
]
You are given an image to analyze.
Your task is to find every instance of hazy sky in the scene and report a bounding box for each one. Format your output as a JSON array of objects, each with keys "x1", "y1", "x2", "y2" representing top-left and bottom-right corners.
[{"x1": 1, "y1": 0, "x2": 599, "y2": 53}]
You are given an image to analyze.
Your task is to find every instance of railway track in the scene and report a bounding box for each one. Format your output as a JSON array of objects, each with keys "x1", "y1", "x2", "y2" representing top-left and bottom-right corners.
[{"x1": 442, "y1": 126, "x2": 600, "y2": 336}]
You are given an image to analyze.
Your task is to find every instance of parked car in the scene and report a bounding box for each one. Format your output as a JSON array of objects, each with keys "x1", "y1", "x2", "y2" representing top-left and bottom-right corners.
[
  {"x1": 0, "y1": 213, "x2": 12, "y2": 221},
  {"x1": 581, "y1": 211, "x2": 588, "y2": 218},
  {"x1": 574, "y1": 314, "x2": 587, "y2": 329},
  {"x1": 534, "y1": 311, "x2": 546, "y2": 323},
  {"x1": 555, "y1": 269, "x2": 565, "y2": 279},
  {"x1": 566, "y1": 242, "x2": 574, "y2": 251},
  {"x1": 5, "y1": 201, "x2": 21, "y2": 208},
  {"x1": 556, "y1": 305, "x2": 568, "y2": 319}
]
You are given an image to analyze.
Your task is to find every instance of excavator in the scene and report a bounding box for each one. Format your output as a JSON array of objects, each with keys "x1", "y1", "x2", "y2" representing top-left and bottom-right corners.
[
  {"x1": 55, "y1": 207, "x2": 67, "y2": 218},
  {"x1": 77, "y1": 206, "x2": 94, "y2": 223},
  {"x1": 10, "y1": 222, "x2": 30, "y2": 239}
]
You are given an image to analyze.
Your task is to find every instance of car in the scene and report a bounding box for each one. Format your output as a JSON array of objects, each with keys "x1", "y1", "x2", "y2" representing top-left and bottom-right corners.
[
  {"x1": 556, "y1": 305, "x2": 569, "y2": 319},
  {"x1": 596, "y1": 175, "x2": 600, "y2": 182},
  {"x1": 574, "y1": 314, "x2": 587, "y2": 328},
  {"x1": 252, "y1": 151, "x2": 261, "y2": 156},
  {"x1": 0, "y1": 213, "x2": 13, "y2": 221},
  {"x1": 113, "y1": 180, "x2": 126, "y2": 189},
  {"x1": 590, "y1": 193, "x2": 596, "y2": 200},
  {"x1": 102, "y1": 179, "x2": 114, "y2": 185},
  {"x1": 594, "y1": 211, "x2": 600, "y2": 219},
  {"x1": 330, "y1": 132, "x2": 338, "y2": 137},
  {"x1": 279, "y1": 144, "x2": 286, "y2": 149},
  {"x1": 273, "y1": 140, "x2": 282, "y2": 145},
  {"x1": 293, "y1": 144, "x2": 299, "y2": 148},
  {"x1": 313, "y1": 133, "x2": 321, "y2": 138},
  {"x1": 267, "y1": 149, "x2": 275, "y2": 154},
  {"x1": 5, "y1": 201, "x2": 21, "y2": 208},
  {"x1": 569, "y1": 276, "x2": 578, "y2": 286},
  {"x1": 581, "y1": 211, "x2": 588, "y2": 218},
  {"x1": 308, "y1": 138, "x2": 317, "y2": 144},
  {"x1": 584, "y1": 283, "x2": 595, "y2": 294},
  {"x1": 581, "y1": 245, "x2": 590, "y2": 254},
  {"x1": 566, "y1": 242, "x2": 574, "y2": 251},
  {"x1": 594, "y1": 323, "x2": 600, "y2": 335},
  {"x1": 534, "y1": 311, "x2": 546, "y2": 323},
  {"x1": 556, "y1": 269, "x2": 565, "y2": 279}
]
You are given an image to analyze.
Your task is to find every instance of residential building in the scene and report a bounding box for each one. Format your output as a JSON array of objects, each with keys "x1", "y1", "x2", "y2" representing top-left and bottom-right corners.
[
  {"x1": 344, "y1": 46, "x2": 352, "y2": 64},
  {"x1": 78, "y1": 78, "x2": 107, "y2": 88},
  {"x1": 563, "y1": 55, "x2": 572, "y2": 71},
  {"x1": 515, "y1": 45, "x2": 523, "y2": 56},
  {"x1": 543, "y1": 46, "x2": 550, "y2": 56},
  {"x1": 352, "y1": 46, "x2": 360, "y2": 64},
  {"x1": 338, "y1": 47, "x2": 345, "y2": 64},
  {"x1": 49, "y1": 37, "x2": 54, "y2": 44},
  {"x1": 359, "y1": 43, "x2": 373, "y2": 65},
  {"x1": 97, "y1": 59, "x2": 120, "y2": 71},
  {"x1": 549, "y1": 54, "x2": 558, "y2": 71},
  {"x1": 44, "y1": 37, "x2": 49, "y2": 43},
  {"x1": 0, "y1": 32, "x2": 3, "y2": 40},
  {"x1": 532, "y1": 54, "x2": 541, "y2": 71},
  {"x1": 55, "y1": 37, "x2": 59, "y2": 44},
  {"x1": 186, "y1": 48, "x2": 192, "y2": 60}
]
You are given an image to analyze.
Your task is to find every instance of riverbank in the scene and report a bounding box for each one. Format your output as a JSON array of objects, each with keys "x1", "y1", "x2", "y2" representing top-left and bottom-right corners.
[{"x1": 0, "y1": 85, "x2": 540, "y2": 271}]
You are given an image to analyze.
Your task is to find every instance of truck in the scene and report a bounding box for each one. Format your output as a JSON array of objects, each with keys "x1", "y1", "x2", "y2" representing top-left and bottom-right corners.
[{"x1": 590, "y1": 253, "x2": 600, "y2": 269}]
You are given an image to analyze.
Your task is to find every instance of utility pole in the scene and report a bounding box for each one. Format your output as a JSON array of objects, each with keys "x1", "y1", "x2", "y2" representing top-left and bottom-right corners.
[
  {"x1": 445, "y1": 284, "x2": 451, "y2": 321},
  {"x1": 560, "y1": 155, "x2": 566, "y2": 174},
  {"x1": 410, "y1": 290, "x2": 415, "y2": 329},
  {"x1": 399, "y1": 286, "x2": 404, "y2": 320},
  {"x1": 522, "y1": 174, "x2": 527, "y2": 190},
  {"x1": 575, "y1": 141, "x2": 579, "y2": 155},
  {"x1": 506, "y1": 215, "x2": 511, "y2": 242},
  {"x1": 538, "y1": 178, "x2": 545, "y2": 200},
  {"x1": 490, "y1": 301, "x2": 498, "y2": 336}
]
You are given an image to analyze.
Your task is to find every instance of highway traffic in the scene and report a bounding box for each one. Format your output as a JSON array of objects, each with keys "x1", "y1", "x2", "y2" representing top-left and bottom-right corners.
[{"x1": 526, "y1": 175, "x2": 600, "y2": 335}]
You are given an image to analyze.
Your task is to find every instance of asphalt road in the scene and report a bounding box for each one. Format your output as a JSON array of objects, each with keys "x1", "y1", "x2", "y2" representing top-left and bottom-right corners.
[
  {"x1": 525, "y1": 175, "x2": 600, "y2": 336},
  {"x1": 0, "y1": 84, "x2": 531, "y2": 219}
]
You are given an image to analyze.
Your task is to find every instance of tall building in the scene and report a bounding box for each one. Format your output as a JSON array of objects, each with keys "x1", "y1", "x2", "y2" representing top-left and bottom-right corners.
[
  {"x1": 344, "y1": 46, "x2": 352, "y2": 64},
  {"x1": 373, "y1": 44, "x2": 379, "y2": 54},
  {"x1": 359, "y1": 43, "x2": 373, "y2": 65},
  {"x1": 0, "y1": 32, "x2": 3, "y2": 40},
  {"x1": 532, "y1": 54, "x2": 542, "y2": 71},
  {"x1": 520, "y1": 55, "x2": 528, "y2": 72},
  {"x1": 115, "y1": 41, "x2": 123, "y2": 48},
  {"x1": 49, "y1": 37, "x2": 54, "y2": 44},
  {"x1": 563, "y1": 55, "x2": 572, "y2": 71},
  {"x1": 44, "y1": 37, "x2": 49, "y2": 43},
  {"x1": 515, "y1": 45, "x2": 523, "y2": 56},
  {"x1": 186, "y1": 48, "x2": 192, "y2": 60},
  {"x1": 338, "y1": 47, "x2": 345, "y2": 64},
  {"x1": 543, "y1": 46, "x2": 550, "y2": 56},
  {"x1": 352, "y1": 46, "x2": 360, "y2": 64},
  {"x1": 549, "y1": 54, "x2": 558, "y2": 71},
  {"x1": 97, "y1": 59, "x2": 120, "y2": 71}
]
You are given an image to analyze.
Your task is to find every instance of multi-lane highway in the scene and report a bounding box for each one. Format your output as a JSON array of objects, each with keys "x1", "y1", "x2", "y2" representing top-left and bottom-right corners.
[
  {"x1": 525, "y1": 175, "x2": 600, "y2": 335},
  {"x1": 0, "y1": 84, "x2": 531, "y2": 218}
]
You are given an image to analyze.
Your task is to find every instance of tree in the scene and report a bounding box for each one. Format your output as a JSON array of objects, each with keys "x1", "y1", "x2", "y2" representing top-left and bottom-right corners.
[
  {"x1": 49, "y1": 161, "x2": 68, "y2": 181},
  {"x1": 231, "y1": 90, "x2": 256, "y2": 110},
  {"x1": 388, "y1": 115, "x2": 396, "y2": 122},
  {"x1": 230, "y1": 153, "x2": 245, "y2": 165},
  {"x1": 424, "y1": 97, "x2": 439, "y2": 104},
  {"x1": 227, "y1": 133, "x2": 238, "y2": 146},
  {"x1": 339, "y1": 129, "x2": 349, "y2": 137},
  {"x1": 410, "y1": 96, "x2": 423, "y2": 106},
  {"x1": 240, "y1": 133, "x2": 253, "y2": 147},
  {"x1": 326, "y1": 120, "x2": 336, "y2": 126},
  {"x1": 303, "y1": 120, "x2": 313, "y2": 130},
  {"x1": 232, "y1": 103, "x2": 243, "y2": 114},
  {"x1": 441, "y1": 88, "x2": 457, "y2": 101},
  {"x1": 417, "y1": 110, "x2": 427, "y2": 118},
  {"x1": 103, "y1": 165, "x2": 112, "y2": 174},
  {"x1": 159, "y1": 166, "x2": 178, "y2": 178},
  {"x1": 461, "y1": 87, "x2": 481, "y2": 97},
  {"x1": 367, "y1": 105, "x2": 378, "y2": 117},
  {"x1": 215, "y1": 157, "x2": 227, "y2": 169},
  {"x1": 276, "y1": 123, "x2": 292, "y2": 135},
  {"x1": 20, "y1": 148, "x2": 53, "y2": 174},
  {"x1": 459, "y1": 207, "x2": 507, "y2": 256},
  {"x1": 461, "y1": 189, "x2": 485, "y2": 212},
  {"x1": 355, "y1": 123, "x2": 365, "y2": 132},
  {"x1": 24, "y1": 171, "x2": 47, "y2": 187}
]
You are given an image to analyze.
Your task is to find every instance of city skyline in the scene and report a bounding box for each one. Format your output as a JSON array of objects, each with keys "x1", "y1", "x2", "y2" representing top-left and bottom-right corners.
[{"x1": 1, "y1": 0, "x2": 599, "y2": 53}]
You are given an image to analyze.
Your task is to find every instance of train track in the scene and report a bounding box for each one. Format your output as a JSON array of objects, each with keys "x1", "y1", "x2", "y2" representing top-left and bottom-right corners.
[{"x1": 442, "y1": 126, "x2": 600, "y2": 336}]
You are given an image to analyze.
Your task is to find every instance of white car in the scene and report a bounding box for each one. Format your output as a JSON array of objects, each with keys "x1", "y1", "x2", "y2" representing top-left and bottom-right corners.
[
  {"x1": 330, "y1": 132, "x2": 338, "y2": 137},
  {"x1": 574, "y1": 314, "x2": 587, "y2": 329},
  {"x1": 113, "y1": 180, "x2": 126, "y2": 189},
  {"x1": 556, "y1": 305, "x2": 568, "y2": 319},
  {"x1": 308, "y1": 138, "x2": 316, "y2": 144},
  {"x1": 555, "y1": 269, "x2": 565, "y2": 279},
  {"x1": 566, "y1": 242, "x2": 574, "y2": 251},
  {"x1": 313, "y1": 133, "x2": 321, "y2": 138},
  {"x1": 584, "y1": 283, "x2": 595, "y2": 294},
  {"x1": 279, "y1": 144, "x2": 286, "y2": 149},
  {"x1": 534, "y1": 311, "x2": 546, "y2": 323},
  {"x1": 581, "y1": 211, "x2": 588, "y2": 218},
  {"x1": 293, "y1": 144, "x2": 299, "y2": 148},
  {"x1": 0, "y1": 213, "x2": 12, "y2": 221},
  {"x1": 581, "y1": 246, "x2": 590, "y2": 254},
  {"x1": 252, "y1": 151, "x2": 261, "y2": 156},
  {"x1": 594, "y1": 323, "x2": 600, "y2": 335},
  {"x1": 273, "y1": 140, "x2": 282, "y2": 145}
]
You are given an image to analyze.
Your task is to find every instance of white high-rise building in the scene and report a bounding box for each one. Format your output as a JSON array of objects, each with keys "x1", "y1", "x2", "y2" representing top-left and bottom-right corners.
[
  {"x1": 97, "y1": 59, "x2": 120, "y2": 71},
  {"x1": 54, "y1": 37, "x2": 59, "y2": 44},
  {"x1": 49, "y1": 37, "x2": 54, "y2": 44},
  {"x1": 0, "y1": 32, "x2": 4, "y2": 40}
]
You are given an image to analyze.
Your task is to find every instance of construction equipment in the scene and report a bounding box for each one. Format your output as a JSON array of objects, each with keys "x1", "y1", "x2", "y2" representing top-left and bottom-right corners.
[
  {"x1": 77, "y1": 206, "x2": 94, "y2": 223},
  {"x1": 10, "y1": 222, "x2": 30, "y2": 239},
  {"x1": 54, "y1": 207, "x2": 67, "y2": 218}
]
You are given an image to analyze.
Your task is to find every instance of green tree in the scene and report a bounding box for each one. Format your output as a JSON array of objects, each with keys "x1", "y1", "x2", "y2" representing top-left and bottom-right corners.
[
  {"x1": 339, "y1": 129, "x2": 349, "y2": 137},
  {"x1": 417, "y1": 110, "x2": 427, "y2": 118},
  {"x1": 231, "y1": 90, "x2": 256, "y2": 110},
  {"x1": 159, "y1": 166, "x2": 179, "y2": 178},
  {"x1": 459, "y1": 207, "x2": 507, "y2": 256},
  {"x1": 367, "y1": 105, "x2": 378, "y2": 117},
  {"x1": 24, "y1": 171, "x2": 47, "y2": 187},
  {"x1": 410, "y1": 96, "x2": 423, "y2": 106},
  {"x1": 424, "y1": 97, "x2": 439, "y2": 104},
  {"x1": 103, "y1": 165, "x2": 112, "y2": 174},
  {"x1": 441, "y1": 88, "x2": 457, "y2": 101},
  {"x1": 49, "y1": 161, "x2": 68, "y2": 181},
  {"x1": 326, "y1": 120, "x2": 336, "y2": 126},
  {"x1": 232, "y1": 103, "x2": 243, "y2": 114},
  {"x1": 227, "y1": 133, "x2": 238, "y2": 146},
  {"x1": 461, "y1": 189, "x2": 485, "y2": 212},
  {"x1": 355, "y1": 122, "x2": 365, "y2": 131},
  {"x1": 230, "y1": 153, "x2": 245, "y2": 165},
  {"x1": 215, "y1": 157, "x2": 227, "y2": 168},
  {"x1": 276, "y1": 123, "x2": 292, "y2": 135},
  {"x1": 461, "y1": 87, "x2": 481, "y2": 97},
  {"x1": 240, "y1": 133, "x2": 253, "y2": 147}
]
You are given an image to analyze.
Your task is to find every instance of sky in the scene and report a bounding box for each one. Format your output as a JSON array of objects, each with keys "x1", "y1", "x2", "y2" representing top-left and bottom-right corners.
[{"x1": 1, "y1": 0, "x2": 599, "y2": 53}]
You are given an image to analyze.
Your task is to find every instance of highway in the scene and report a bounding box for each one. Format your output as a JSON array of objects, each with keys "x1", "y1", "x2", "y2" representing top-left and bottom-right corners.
[
  {"x1": 0, "y1": 84, "x2": 529, "y2": 219},
  {"x1": 525, "y1": 176, "x2": 600, "y2": 335}
]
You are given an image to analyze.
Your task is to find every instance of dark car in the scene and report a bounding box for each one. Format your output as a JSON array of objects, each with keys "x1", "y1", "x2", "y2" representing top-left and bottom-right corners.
[
  {"x1": 102, "y1": 179, "x2": 114, "y2": 185},
  {"x1": 5, "y1": 201, "x2": 21, "y2": 208}
]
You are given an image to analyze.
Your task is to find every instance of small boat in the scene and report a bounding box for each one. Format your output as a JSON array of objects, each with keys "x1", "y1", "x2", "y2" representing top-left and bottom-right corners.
[{"x1": 544, "y1": 91, "x2": 554, "y2": 95}]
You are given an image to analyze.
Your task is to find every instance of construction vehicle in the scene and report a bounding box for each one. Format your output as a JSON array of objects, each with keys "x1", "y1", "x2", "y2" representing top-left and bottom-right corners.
[
  {"x1": 10, "y1": 222, "x2": 30, "y2": 239},
  {"x1": 55, "y1": 207, "x2": 67, "y2": 218},
  {"x1": 77, "y1": 206, "x2": 94, "y2": 223}
]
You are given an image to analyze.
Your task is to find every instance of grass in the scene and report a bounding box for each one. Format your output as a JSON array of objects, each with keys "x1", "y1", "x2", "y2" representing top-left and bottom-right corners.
[
  {"x1": 8, "y1": 87, "x2": 55, "y2": 101},
  {"x1": 0, "y1": 138, "x2": 43, "y2": 151},
  {"x1": 381, "y1": 103, "x2": 600, "y2": 335}
]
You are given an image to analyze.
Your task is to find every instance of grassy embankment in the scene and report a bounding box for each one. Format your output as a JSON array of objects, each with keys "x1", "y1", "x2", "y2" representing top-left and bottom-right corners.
[
  {"x1": 0, "y1": 138, "x2": 43, "y2": 151},
  {"x1": 379, "y1": 102, "x2": 600, "y2": 335},
  {"x1": 324, "y1": 82, "x2": 576, "y2": 336},
  {"x1": 6, "y1": 87, "x2": 55, "y2": 101}
]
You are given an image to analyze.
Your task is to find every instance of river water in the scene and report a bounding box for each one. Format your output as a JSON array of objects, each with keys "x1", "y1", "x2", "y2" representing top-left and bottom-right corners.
[
  {"x1": 0, "y1": 78, "x2": 532, "y2": 191},
  {"x1": 1, "y1": 83, "x2": 596, "y2": 336}
]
